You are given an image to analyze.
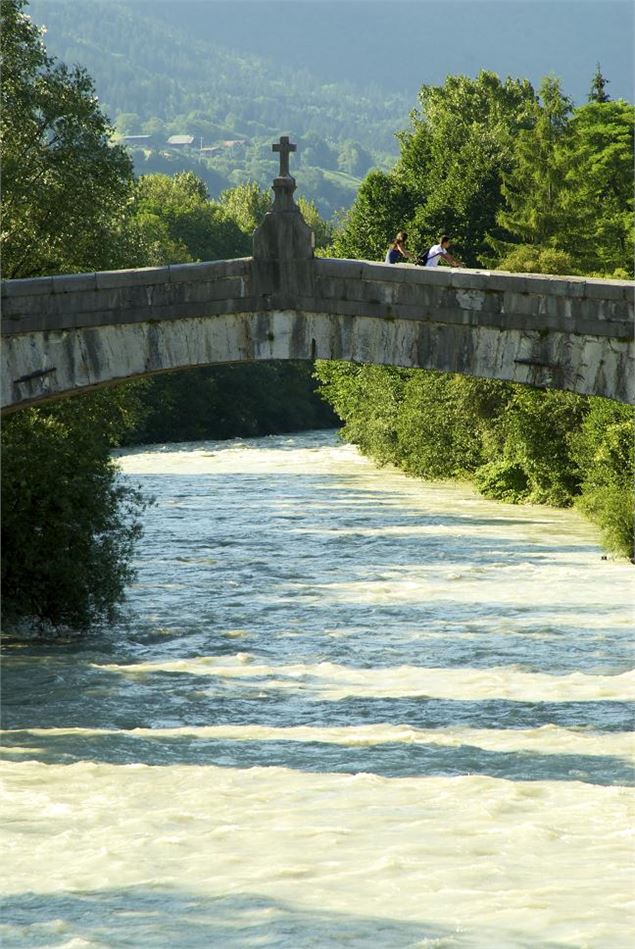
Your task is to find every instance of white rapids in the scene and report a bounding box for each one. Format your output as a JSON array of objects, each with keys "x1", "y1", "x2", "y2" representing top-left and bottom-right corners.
[{"x1": 1, "y1": 430, "x2": 633, "y2": 948}]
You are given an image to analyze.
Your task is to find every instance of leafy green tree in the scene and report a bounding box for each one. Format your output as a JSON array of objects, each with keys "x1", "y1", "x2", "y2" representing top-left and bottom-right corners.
[
  {"x1": 331, "y1": 71, "x2": 537, "y2": 266},
  {"x1": 1, "y1": 1, "x2": 150, "y2": 633},
  {"x1": 396, "y1": 374, "x2": 511, "y2": 481},
  {"x1": 301, "y1": 132, "x2": 336, "y2": 170},
  {"x1": 1, "y1": 0, "x2": 136, "y2": 278},
  {"x1": 330, "y1": 170, "x2": 416, "y2": 260},
  {"x1": 399, "y1": 71, "x2": 537, "y2": 265},
  {"x1": 314, "y1": 362, "x2": 407, "y2": 465},
  {"x1": 218, "y1": 181, "x2": 272, "y2": 234},
  {"x1": 297, "y1": 196, "x2": 333, "y2": 251},
  {"x1": 474, "y1": 387, "x2": 588, "y2": 506},
  {"x1": 1, "y1": 393, "x2": 148, "y2": 631},
  {"x1": 115, "y1": 112, "x2": 141, "y2": 135},
  {"x1": 132, "y1": 172, "x2": 250, "y2": 262},
  {"x1": 570, "y1": 398, "x2": 634, "y2": 558},
  {"x1": 141, "y1": 116, "x2": 166, "y2": 137},
  {"x1": 337, "y1": 140, "x2": 373, "y2": 177}
]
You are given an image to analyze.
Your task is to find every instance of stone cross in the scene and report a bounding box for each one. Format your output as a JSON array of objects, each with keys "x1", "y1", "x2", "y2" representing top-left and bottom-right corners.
[{"x1": 272, "y1": 135, "x2": 296, "y2": 178}]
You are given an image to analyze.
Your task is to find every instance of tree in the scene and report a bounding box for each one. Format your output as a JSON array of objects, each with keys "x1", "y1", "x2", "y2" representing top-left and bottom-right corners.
[
  {"x1": 337, "y1": 140, "x2": 373, "y2": 177},
  {"x1": 570, "y1": 398, "x2": 634, "y2": 558},
  {"x1": 115, "y1": 112, "x2": 141, "y2": 136},
  {"x1": 1, "y1": 392, "x2": 148, "y2": 631},
  {"x1": 330, "y1": 71, "x2": 537, "y2": 266},
  {"x1": 398, "y1": 71, "x2": 537, "y2": 265},
  {"x1": 1, "y1": 1, "x2": 148, "y2": 633},
  {"x1": 0, "y1": 0, "x2": 136, "y2": 278},
  {"x1": 132, "y1": 172, "x2": 250, "y2": 262},
  {"x1": 300, "y1": 132, "x2": 336, "y2": 170},
  {"x1": 330, "y1": 170, "x2": 416, "y2": 260},
  {"x1": 588, "y1": 64, "x2": 610, "y2": 103},
  {"x1": 493, "y1": 76, "x2": 573, "y2": 259},
  {"x1": 297, "y1": 196, "x2": 333, "y2": 251},
  {"x1": 218, "y1": 181, "x2": 272, "y2": 234},
  {"x1": 557, "y1": 100, "x2": 634, "y2": 276}
]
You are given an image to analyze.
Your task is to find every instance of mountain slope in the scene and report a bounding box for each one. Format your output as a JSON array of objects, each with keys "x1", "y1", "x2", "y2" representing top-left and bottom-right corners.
[{"x1": 28, "y1": 1, "x2": 409, "y2": 150}]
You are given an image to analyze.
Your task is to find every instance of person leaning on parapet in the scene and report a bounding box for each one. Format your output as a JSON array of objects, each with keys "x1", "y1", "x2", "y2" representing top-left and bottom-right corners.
[
  {"x1": 420, "y1": 235, "x2": 463, "y2": 268},
  {"x1": 385, "y1": 231, "x2": 413, "y2": 264}
]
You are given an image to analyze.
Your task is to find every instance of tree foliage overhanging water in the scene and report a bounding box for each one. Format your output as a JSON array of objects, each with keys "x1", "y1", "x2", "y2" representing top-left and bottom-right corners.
[{"x1": 1, "y1": 0, "x2": 633, "y2": 632}]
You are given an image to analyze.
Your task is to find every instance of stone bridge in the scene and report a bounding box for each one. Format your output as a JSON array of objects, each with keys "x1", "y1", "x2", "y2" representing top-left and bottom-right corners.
[{"x1": 2, "y1": 138, "x2": 633, "y2": 412}]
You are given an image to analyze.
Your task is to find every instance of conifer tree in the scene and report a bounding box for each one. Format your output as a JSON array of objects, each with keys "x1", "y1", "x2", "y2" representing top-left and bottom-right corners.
[
  {"x1": 494, "y1": 76, "x2": 572, "y2": 253},
  {"x1": 588, "y1": 63, "x2": 610, "y2": 103}
]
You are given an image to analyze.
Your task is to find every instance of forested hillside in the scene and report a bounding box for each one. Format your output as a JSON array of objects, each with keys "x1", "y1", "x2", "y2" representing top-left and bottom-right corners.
[{"x1": 28, "y1": 0, "x2": 408, "y2": 216}]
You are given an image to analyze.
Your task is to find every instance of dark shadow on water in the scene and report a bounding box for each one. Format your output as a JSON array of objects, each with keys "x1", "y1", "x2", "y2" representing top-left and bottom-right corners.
[
  {"x1": 2, "y1": 728, "x2": 633, "y2": 787},
  {"x1": 0, "y1": 886, "x2": 574, "y2": 948},
  {"x1": 2, "y1": 654, "x2": 633, "y2": 736}
]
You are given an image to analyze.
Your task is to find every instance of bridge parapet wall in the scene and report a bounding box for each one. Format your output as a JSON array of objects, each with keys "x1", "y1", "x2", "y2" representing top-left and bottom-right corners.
[{"x1": 2, "y1": 257, "x2": 632, "y2": 339}]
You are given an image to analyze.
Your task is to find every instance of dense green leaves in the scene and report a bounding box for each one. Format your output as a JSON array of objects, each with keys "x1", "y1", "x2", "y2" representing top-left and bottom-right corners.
[
  {"x1": 330, "y1": 171, "x2": 416, "y2": 260},
  {"x1": 569, "y1": 399, "x2": 635, "y2": 556},
  {"x1": 400, "y1": 72, "x2": 538, "y2": 265},
  {"x1": 315, "y1": 364, "x2": 634, "y2": 558},
  {"x1": 557, "y1": 101, "x2": 634, "y2": 275},
  {"x1": 131, "y1": 172, "x2": 250, "y2": 265},
  {"x1": 1, "y1": 395, "x2": 148, "y2": 630},
  {"x1": 494, "y1": 77, "x2": 573, "y2": 254},
  {"x1": 330, "y1": 71, "x2": 540, "y2": 266},
  {"x1": 1, "y1": 0, "x2": 135, "y2": 277},
  {"x1": 494, "y1": 88, "x2": 634, "y2": 277}
]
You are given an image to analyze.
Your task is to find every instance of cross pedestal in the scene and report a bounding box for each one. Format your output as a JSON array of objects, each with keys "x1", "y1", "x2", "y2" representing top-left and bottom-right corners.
[{"x1": 253, "y1": 134, "x2": 314, "y2": 264}]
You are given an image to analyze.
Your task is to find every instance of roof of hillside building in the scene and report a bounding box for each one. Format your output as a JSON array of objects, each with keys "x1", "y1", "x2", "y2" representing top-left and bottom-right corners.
[{"x1": 167, "y1": 135, "x2": 194, "y2": 145}]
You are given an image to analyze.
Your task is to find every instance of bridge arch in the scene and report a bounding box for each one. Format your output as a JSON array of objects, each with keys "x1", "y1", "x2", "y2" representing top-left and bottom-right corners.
[{"x1": 2, "y1": 155, "x2": 633, "y2": 412}]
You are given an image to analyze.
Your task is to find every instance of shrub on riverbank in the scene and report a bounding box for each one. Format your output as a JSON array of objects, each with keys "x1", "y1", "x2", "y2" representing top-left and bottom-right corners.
[
  {"x1": 314, "y1": 362, "x2": 634, "y2": 559},
  {"x1": 1, "y1": 394, "x2": 148, "y2": 631}
]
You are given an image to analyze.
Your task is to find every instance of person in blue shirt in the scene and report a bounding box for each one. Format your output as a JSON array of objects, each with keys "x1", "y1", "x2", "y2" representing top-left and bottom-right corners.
[{"x1": 385, "y1": 231, "x2": 413, "y2": 264}]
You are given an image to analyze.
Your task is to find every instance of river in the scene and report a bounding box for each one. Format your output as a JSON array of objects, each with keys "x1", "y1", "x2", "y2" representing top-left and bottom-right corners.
[{"x1": 1, "y1": 430, "x2": 633, "y2": 948}]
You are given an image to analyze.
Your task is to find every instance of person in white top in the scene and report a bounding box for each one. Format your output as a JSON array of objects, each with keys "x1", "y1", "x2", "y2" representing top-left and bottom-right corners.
[{"x1": 424, "y1": 235, "x2": 462, "y2": 268}]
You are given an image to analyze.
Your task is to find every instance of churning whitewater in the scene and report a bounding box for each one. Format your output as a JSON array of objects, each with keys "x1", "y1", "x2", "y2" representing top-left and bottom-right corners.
[{"x1": 1, "y1": 430, "x2": 633, "y2": 948}]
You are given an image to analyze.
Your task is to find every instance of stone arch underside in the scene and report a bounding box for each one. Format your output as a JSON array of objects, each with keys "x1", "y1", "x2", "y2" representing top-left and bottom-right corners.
[{"x1": 2, "y1": 306, "x2": 631, "y2": 414}]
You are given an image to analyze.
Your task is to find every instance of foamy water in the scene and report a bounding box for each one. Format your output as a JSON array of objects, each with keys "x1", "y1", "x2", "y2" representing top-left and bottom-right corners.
[{"x1": 1, "y1": 430, "x2": 633, "y2": 948}]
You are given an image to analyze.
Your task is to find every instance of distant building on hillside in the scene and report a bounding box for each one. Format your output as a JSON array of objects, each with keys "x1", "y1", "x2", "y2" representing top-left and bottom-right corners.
[
  {"x1": 167, "y1": 135, "x2": 194, "y2": 148},
  {"x1": 122, "y1": 135, "x2": 152, "y2": 145},
  {"x1": 198, "y1": 139, "x2": 249, "y2": 157}
]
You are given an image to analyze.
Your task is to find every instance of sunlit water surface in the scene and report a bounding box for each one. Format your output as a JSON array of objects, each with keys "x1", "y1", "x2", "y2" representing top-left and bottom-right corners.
[{"x1": 1, "y1": 430, "x2": 634, "y2": 948}]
